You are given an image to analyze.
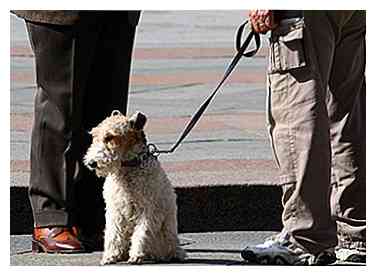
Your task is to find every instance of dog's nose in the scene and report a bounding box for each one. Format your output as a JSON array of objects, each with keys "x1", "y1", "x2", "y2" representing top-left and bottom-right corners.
[{"x1": 88, "y1": 161, "x2": 97, "y2": 169}]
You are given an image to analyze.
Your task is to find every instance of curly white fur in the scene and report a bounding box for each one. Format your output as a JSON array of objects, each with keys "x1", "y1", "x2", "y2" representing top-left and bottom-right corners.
[{"x1": 84, "y1": 111, "x2": 186, "y2": 265}]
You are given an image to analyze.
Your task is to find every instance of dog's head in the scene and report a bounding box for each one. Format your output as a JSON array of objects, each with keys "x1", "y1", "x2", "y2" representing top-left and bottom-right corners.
[{"x1": 84, "y1": 110, "x2": 147, "y2": 177}]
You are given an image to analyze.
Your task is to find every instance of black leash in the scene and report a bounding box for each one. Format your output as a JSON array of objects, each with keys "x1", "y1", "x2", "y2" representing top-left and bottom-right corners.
[{"x1": 149, "y1": 20, "x2": 261, "y2": 156}]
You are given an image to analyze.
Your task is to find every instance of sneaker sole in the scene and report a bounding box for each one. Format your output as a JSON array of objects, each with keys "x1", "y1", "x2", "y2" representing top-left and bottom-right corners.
[
  {"x1": 241, "y1": 250, "x2": 290, "y2": 265},
  {"x1": 241, "y1": 249, "x2": 336, "y2": 265},
  {"x1": 343, "y1": 254, "x2": 366, "y2": 263}
]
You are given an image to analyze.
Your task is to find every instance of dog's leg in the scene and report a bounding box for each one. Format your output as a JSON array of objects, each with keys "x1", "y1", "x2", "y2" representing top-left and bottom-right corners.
[
  {"x1": 101, "y1": 212, "x2": 130, "y2": 265},
  {"x1": 162, "y1": 210, "x2": 187, "y2": 262},
  {"x1": 127, "y1": 215, "x2": 150, "y2": 264}
]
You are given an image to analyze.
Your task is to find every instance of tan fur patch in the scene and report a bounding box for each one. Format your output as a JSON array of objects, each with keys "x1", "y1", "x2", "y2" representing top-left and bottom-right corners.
[{"x1": 90, "y1": 114, "x2": 144, "y2": 152}]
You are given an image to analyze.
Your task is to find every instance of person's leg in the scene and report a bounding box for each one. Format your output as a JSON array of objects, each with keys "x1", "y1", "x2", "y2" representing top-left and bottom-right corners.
[
  {"x1": 268, "y1": 12, "x2": 342, "y2": 254},
  {"x1": 26, "y1": 21, "x2": 78, "y2": 227},
  {"x1": 326, "y1": 11, "x2": 366, "y2": 260},
  {"x1": 26, "y1": 16, "x2": 101, "y2": 226},
  {"x1": 73, "y1": 12, "x2": 137, "y2": 236},
  {"x1": 242, "y1": 12, "x2": 355, "y2": 265},
  {"x1": 83, "y1": 13, "x2": 136, "y2": 126},
  {"x1": 26, "y1": 18, "x2": 104, "y2": 252}
]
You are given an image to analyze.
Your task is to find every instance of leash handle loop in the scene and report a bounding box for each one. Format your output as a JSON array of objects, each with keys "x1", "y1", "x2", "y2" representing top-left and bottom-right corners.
[{"x1": 236, "y1": 20, "x2": 261, "y2": 57}]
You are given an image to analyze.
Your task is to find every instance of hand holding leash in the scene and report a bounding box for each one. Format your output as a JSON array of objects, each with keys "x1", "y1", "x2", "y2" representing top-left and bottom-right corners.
[{"x1": 248, "y1": 10, "x2": 278, "y2": 34}]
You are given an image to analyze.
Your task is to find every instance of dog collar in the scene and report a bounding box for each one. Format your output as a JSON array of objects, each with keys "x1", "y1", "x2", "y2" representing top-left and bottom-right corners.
[
  {"x1": 121, "y1": 158, "x2": 142, "y2": 167},
  {"x1": 120, "y1": 144, "x2": 159, "y2": 168}
]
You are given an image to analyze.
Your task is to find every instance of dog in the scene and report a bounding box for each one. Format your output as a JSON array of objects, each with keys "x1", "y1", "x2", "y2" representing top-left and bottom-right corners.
[{"x1": 84, "y1": 110, "x2": 186, "y2": 265}]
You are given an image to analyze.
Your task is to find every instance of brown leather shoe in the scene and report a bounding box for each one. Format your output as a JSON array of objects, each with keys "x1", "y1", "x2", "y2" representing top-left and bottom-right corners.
[{"x1": 32, "y1": 226, "x2": 85, "y2": 253}]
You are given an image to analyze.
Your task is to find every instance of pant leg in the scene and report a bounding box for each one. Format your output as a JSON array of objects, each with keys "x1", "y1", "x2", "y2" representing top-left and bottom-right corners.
[
  {"x1": 26, "y1": 21, "x2": 77, "y2": 227},
  {"x1": 327, "y1": 11, "x2": 366, "y2": 250},
  {"x1": 266, "y1": 12, "x2": 346, "y2": 254},
  {"x1": 26, "y1": 18, "x2": 100, "y2": 227},
  {"x1": 73, "y1": 12, "x2": 137, "y2": 234}
]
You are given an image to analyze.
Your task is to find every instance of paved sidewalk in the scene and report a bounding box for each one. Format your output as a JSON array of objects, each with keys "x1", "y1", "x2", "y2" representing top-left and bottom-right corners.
[
  {"x1": 10, "y1": 232, "x2": 364, "y2": 266},
  {"x1": 10, "y1": 232, "x2": 273, "y2": 266}
]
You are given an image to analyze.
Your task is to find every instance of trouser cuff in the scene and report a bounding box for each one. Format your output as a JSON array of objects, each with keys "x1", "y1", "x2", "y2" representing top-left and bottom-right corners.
[{"x1": 33, "y1": 210, "x2": 71, "y2": 228}]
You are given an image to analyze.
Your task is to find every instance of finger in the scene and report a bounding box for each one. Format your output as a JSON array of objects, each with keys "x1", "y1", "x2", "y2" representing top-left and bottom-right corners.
[
  {"x1": 248, "y1": 10, "x2": 257, "y2": 18},
  {"x1": 258, "y1": 22, "x2": 273, "y2": 34},
  {"x1": 252, "y1": 23, "x2": 261, "y2": 33},
  {"x1": 264, "y1": 16, "x2": 272, "y2": 28},
  {"x1": 259, "y1": 10, "x2": 268, "y2": 18},
  {"x1": 254, "y1": 10, "x2": 263, "y2": 21},
  {"x1": 258, "y1": 10, "x2": 269, "y2": 22},
  {"x1": 266, "y1": 14, "x2": 278, "y2": 29},
  {"x1": 249, "y1": 16, "x2": 260, "y2": 31},
  {"x1": 257, "y1": 25, "x2": 266, "y2": 33}
]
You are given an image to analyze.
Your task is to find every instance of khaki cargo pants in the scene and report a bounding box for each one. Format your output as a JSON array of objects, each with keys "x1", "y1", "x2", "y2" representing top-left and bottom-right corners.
[{"x1": 266, "y1": 11, "x2": 365, "y2": 254}]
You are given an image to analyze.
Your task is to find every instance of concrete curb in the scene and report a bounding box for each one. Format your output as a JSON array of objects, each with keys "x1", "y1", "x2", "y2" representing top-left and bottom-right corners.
[{"x1": 10, "y1": 184, "x2": 283, "y2": 235}]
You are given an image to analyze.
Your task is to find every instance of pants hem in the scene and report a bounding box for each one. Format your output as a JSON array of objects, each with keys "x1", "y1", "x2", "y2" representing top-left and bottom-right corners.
[{"x1": 34, "y1": 210, "x2": 70, "y2": 227}]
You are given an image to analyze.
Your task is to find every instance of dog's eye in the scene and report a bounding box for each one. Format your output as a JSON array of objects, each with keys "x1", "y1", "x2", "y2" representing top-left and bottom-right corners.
[{"x1": 104, "y1": 134, "x2": 114, "y2": 143}]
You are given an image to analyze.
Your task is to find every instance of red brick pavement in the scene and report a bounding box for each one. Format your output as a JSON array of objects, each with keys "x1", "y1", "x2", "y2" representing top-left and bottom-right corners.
[
  {"x1": 11, "y1": 68, "x2": 265, "y2": 86},
  {"x1": 11, "y1": 112, "x2": 266, "y2": 134},
  {"x1": 11, "y1": 44, "x2": 275, "y2": 186},
  {"x1": 165, "y1": 159, "x2": 279, "y2": 187},
  {"x1": 11, "y1": 46, "x2": 268, "y2": 59},
  {"x1": 131, "y1": 70, "x2": 265, "y2": 86},
  {"x1": 11, "y1": 159, "x2": 276, "y2": 172},
  {"x1": 10, "y1": 160, "x2": 29, "y2": 173},
  {"x1": 11, "y1": 44, "x2": 266, "y2": 90},
  {"x1": 147, "y1": 113, "x2": 266, "y2": 134},
  {"x1": 163, "y1": 159, "x2": 275, "y2": 173},
  {"x1": 11, "y1": 159, "x2": 280, "y2": 188},
  {"x1": 11, "y1": 113, "x2": 33, "y2": 132}
]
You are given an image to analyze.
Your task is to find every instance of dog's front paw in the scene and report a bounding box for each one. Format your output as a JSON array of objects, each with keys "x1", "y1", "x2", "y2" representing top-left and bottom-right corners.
[
  {"x1": 101, "y1": 255, "x2": 119, "y2": 265},
  {"x1": 127, "y1": 255, "x2": 145, "y2": 264}
]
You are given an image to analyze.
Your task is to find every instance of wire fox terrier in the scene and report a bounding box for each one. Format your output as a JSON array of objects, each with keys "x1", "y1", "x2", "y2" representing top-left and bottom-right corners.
[{"x1": 84, "y1": 111, "x2": 186, "y2": 265}]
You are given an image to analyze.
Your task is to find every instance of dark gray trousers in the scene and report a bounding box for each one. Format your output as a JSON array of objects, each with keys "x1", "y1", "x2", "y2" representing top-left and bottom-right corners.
[{"x1": 26, "y1": 12, "x2": 137, "y2": 233}]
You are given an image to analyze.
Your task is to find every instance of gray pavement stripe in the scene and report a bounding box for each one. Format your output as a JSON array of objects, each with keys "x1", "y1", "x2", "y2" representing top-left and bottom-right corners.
[{"x1": 132, "y1": 82, "x2": 204, "y2": 94}]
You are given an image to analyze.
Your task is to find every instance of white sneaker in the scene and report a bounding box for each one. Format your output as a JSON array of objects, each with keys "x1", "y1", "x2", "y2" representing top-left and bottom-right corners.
[
  {"x1": 241, "y1": 231, "x2": 336, "y2": 265},
  {"x1": 335, "y1": 247, "x2": 366, "y2": 263}
]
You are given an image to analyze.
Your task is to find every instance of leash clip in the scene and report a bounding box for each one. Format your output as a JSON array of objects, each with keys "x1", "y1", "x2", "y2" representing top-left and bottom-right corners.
[{"x1": 147, "y1": 143, "x2": 162, "y2": 157}]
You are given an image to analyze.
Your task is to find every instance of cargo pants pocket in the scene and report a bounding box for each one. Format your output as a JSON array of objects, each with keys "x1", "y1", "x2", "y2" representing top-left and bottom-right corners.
[
  {"x1": 266, "y1": 18, "x2": 307, "y2": 185},
  {"x1": 268, "y1": 18, "x2": 307, "y2": 74}
]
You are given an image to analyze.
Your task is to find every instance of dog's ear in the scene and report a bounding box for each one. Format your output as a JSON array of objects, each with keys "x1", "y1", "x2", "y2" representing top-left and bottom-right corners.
[{"x1": 129, "y1": 112, "x2": 147, "y2": 130}]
